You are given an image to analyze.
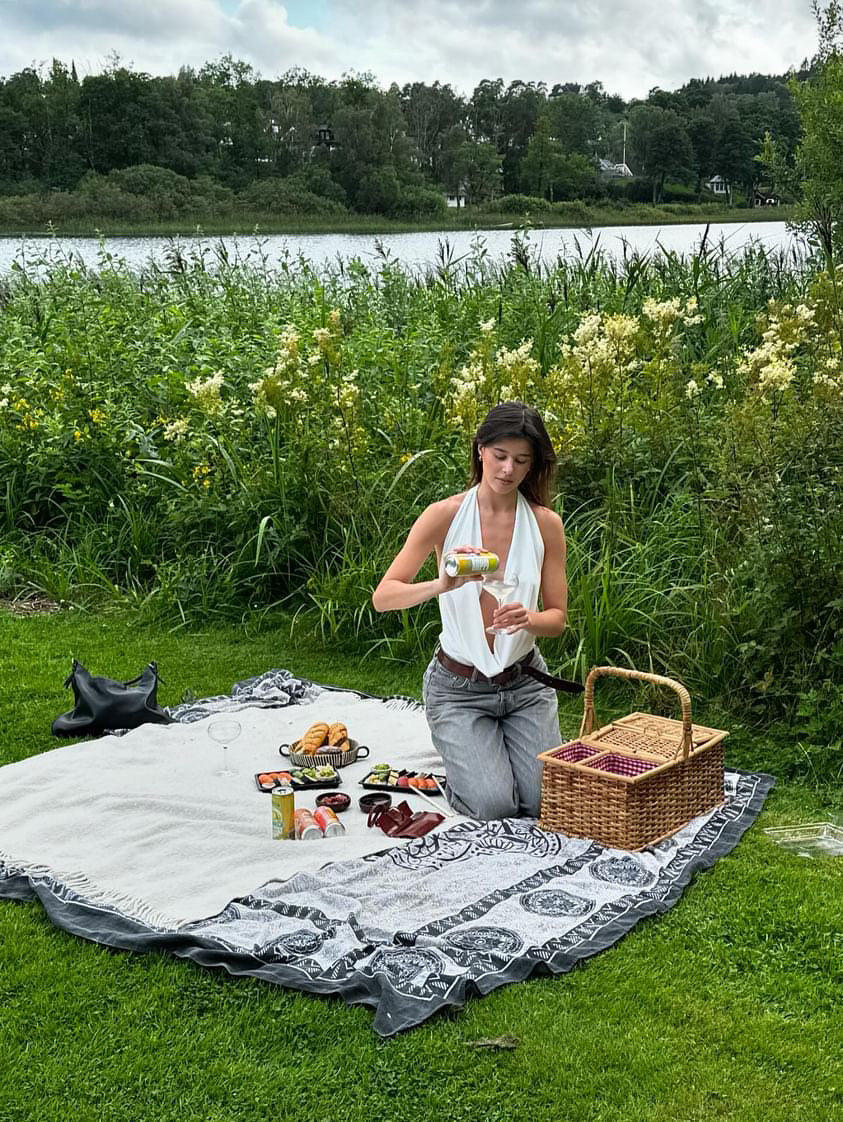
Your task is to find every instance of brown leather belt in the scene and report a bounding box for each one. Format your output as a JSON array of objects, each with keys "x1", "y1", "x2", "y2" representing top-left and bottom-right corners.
[{"x1": 436, "y1": 648, "x2": 584, "y2": 693}]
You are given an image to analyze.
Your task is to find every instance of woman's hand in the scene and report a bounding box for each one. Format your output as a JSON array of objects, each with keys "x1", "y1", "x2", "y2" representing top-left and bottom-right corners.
[
  {"x1": 491, "y1": 600, "x2": 532, "y2": 634},
  {"x1": 434, "y1": 544, "x2": 487, "y2": 596}
]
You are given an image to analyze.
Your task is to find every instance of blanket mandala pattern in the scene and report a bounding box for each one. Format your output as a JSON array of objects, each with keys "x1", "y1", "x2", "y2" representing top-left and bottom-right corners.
[{"x1": 0, "y1": 671, "x2": 775, "y2": 1036}]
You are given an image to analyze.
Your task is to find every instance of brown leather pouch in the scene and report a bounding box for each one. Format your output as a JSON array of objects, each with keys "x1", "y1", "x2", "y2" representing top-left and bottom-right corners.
[{"x1": 369, "y1": 800, "x2": 444, "y2": 838}]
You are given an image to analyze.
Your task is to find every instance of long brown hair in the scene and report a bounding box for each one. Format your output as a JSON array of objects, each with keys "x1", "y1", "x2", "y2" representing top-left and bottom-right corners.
[{"x1": 470, "y1": 402, "x2": 557, "y2": 507}]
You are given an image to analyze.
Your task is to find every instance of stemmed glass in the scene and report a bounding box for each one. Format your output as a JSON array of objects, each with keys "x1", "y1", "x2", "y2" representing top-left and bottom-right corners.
[
  {"x1": 482, "y1": 574, "x2": 519, "y2": 634},
  {"x1": 207, "y1": 718, "x2": 242, "y2": 778}
]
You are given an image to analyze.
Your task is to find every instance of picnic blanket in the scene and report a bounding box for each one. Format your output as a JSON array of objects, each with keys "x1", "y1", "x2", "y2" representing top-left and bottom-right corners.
[{"x1": 0, "y1": 671, "x2": 774, "y2": 1034}]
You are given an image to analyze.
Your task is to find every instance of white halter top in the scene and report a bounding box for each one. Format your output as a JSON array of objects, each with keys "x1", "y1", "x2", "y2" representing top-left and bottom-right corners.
[{"x1": 438, "y1": 486, "x2": 545, "y2": 676}]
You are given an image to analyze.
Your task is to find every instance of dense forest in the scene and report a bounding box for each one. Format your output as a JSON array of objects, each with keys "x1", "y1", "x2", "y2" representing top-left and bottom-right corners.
[{"x1": 0, "y1": 56, "x2": 806, "y2": 220}]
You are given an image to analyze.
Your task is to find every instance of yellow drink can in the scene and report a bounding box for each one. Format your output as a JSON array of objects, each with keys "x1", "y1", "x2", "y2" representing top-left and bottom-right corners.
[
  {"x1": 271, "y1": 785, "x2": 295, "y2": 839},
  {"x1": 443, "y1": 550, "x2": 500, "y2": 577}
]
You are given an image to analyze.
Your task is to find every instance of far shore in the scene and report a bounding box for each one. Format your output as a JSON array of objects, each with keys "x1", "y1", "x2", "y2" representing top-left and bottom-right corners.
[{"x1": 0, "y1": 204, "x2": 795, "y2": 239}]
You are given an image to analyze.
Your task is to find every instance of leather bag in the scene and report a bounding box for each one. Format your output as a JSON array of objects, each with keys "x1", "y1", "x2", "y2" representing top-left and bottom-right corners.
[
  {"x1": 51, "y1": 659, "x2": 171, "y2": 737},
  {"x1": 368, "y1": 799, "x2": 444, "y2": 838}
]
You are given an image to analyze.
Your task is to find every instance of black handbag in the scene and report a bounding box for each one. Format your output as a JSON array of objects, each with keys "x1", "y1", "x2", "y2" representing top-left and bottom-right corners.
[{"x1": 52, "y1": 659, "x2": 172, "y2": 737}]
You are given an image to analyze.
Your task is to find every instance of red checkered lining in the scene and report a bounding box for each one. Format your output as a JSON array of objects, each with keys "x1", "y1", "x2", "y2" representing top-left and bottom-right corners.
[
  {"x1": 587, "y1": 752, "x2": 660, "y2": 777},
  {"x1": 549, "y1": 742, "x2": 598, "y2": 763}
]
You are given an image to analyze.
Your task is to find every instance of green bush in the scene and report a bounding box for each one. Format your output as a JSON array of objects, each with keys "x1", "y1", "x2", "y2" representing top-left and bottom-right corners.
[
  {"x1": 391, "y1": 186, "x2": 447, "y2": 219},
  {"x1": 490, "y1": 194, "x2": 554, "y2": 214},
  {"x1": 238, "y1": 178, "x2": 347, "y2": 214}
]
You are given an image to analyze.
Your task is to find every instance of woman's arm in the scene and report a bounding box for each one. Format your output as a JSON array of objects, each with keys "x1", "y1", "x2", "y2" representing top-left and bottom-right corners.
[
  {"x1": 372, "y1": 499, "x2": 481, "y2": 612},
  {"x1": 492, "y1": 508, "x2": 568, "y2": 637}
]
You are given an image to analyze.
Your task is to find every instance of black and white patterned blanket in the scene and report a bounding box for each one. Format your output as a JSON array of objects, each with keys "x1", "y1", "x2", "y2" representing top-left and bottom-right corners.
[{"x1": 0, "y1": 671, "x2": 774, "y2": 1035}]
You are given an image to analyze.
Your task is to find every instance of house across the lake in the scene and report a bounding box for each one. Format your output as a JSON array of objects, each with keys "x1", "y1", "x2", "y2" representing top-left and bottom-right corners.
[
  {"x1": 705, "y1": 174, "x2": 730, "y2": 195},
  {"x1": 598, "y1": 158, "x2": 633, "y2": 179}
]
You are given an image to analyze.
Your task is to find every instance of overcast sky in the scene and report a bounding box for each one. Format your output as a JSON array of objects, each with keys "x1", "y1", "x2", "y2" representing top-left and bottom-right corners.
[{"x1": 0, "y1": 0, "x2": 819, "y2": 99}]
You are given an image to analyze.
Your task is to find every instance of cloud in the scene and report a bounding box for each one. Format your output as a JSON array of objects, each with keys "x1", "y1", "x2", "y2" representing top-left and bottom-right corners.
[{"x1": 0, "y1": 0, "x2": 818, "y2": 97}]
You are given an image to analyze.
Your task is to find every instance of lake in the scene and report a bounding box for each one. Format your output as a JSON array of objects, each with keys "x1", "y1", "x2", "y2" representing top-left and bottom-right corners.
[{"x1": 0, "y1": 220, "x2": 807, "y2": 275}]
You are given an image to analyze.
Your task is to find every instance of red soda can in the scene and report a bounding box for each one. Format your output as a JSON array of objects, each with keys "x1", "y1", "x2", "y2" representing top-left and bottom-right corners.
[
  {"x1": 313, "y1": 805, "x2": 346, "y2": 837},
  {"x1": 294, "y1": 808, "x2": 322, "y2": 840}
]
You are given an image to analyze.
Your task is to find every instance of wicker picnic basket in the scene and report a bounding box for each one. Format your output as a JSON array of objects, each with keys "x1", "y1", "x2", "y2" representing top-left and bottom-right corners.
[{"x1": 538, "y1": 667, "x2": 728, "y2": 850}]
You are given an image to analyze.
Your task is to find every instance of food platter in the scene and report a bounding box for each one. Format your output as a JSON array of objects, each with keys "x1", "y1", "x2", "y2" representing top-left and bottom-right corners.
[
  {"x1": 360, "y1": 763, "x2": 446, "y2": 795},
  {"x1": 254, "y1": 766, "x2": 341, "y2": 793}
]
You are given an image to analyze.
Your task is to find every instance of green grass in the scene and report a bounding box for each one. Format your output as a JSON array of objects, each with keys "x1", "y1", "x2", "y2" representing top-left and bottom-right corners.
[
  {"x1": 0, "y1": 203, "x2": 795, "y2": 238},
  {"x1": 1, "y1": 607, "x2": 841, "y2": 1121}
]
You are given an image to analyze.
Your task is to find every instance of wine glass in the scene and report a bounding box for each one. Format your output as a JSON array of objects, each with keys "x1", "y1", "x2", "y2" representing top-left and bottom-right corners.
[
  {"x1": 482, "y1": 574, "x2": 518, "y2": 634},
  {"x1": 207, "y1": 718, "x2": 242, "y2": 777}
]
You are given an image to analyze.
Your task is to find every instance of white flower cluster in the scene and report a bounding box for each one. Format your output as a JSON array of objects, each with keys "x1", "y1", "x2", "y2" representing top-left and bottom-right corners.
[
  {"x1": 250, "y1": 325, "x2": 304, "y2": 418},
  {"x1": 642, "y1": 295, "x2": 702, "y2": 330},
  {"x1": 560, "y1": 312, "x2": 639, "y2": 377},
  {"x1": 736, "y1": 308, "x2": 801, "y2": 398},
  {"x1": 186, "y1": 371, "x2": 225, "y2": 417}
]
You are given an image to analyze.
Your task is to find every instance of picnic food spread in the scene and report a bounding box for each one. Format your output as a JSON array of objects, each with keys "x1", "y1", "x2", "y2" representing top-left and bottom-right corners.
[
  {"x1": 361, "y1": 762, "x2": 444, "y2": 793},
  {"x1": 257, "y1": 722, "x2": 449, "y2": 841},
  {"x1": 255, "y1": 765, "x2": 340, "y2": 791},
  {"x1": 297, "y1": 721, "x2": 352, "y2": 754}
]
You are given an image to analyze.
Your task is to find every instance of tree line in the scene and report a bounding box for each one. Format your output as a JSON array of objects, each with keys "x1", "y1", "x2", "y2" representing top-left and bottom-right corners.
[{"x1": 0, "y1": 55, "x2": 806, "y2": 219}]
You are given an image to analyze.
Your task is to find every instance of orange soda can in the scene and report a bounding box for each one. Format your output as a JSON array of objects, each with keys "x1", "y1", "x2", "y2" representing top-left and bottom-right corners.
[
  {"x1": 313, "y1": 805, "x2": 346, "y2": 837},
  {"x1": 294, "y1": 808, "x2": 322, "y2": 840}
]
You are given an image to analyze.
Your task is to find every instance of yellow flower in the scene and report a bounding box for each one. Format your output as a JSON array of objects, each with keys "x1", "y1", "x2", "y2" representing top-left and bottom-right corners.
[
  {"x1": 89, "y1": 408, "x2": 106, "y2": 425},
  {"x1": 192, "y1": 463, "x2": 212, "y2": 488}
]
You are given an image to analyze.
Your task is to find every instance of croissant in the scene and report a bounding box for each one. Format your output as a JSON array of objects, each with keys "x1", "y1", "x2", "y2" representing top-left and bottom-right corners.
[
  {"x1": 327, "y1": 722, "x2": 348, "y2": 746},
  {"x1": 299, "y1": 722, "x2": 329, "y2": 754}
]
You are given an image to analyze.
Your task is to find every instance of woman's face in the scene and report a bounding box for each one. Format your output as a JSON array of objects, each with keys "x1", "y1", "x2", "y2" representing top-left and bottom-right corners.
[{"x1": 479, "y1": 437, "x2": 533, "y2": 494}]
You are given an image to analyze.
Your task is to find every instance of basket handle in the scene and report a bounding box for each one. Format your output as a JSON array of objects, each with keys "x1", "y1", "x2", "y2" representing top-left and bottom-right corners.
[{"x1": 579, "y1": 666, "x2": 694, "y2": 760}]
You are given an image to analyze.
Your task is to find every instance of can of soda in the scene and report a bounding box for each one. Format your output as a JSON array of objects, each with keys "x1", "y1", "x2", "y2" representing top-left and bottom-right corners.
[
  {"x1": 443, "y1": 550, "x2": 499, "y2": 577},
  {"x1": 294, "y1": 807, "x2": 322, "y2": 840},
  {"x1": 313, "y1": 805, "x2": 346, "y2": 837},
  {"x1": 271, "y1": 785, "x2": 295, "y2": 840}
]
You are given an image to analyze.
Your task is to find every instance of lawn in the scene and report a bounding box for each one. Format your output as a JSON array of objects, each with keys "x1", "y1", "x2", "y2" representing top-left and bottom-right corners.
[{"x1": 1, "y1": 607, "x2": 841, "y2": 1122}]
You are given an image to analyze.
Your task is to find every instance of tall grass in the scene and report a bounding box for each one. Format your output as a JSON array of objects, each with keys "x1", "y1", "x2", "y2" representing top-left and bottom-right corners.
[{"x1": 0, "y1": 234, "x2": 841, "y2": 778}]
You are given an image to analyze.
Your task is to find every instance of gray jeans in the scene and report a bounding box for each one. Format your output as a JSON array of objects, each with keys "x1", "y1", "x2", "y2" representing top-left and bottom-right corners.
[{"x1": 422, "y1": 648, "x2": 563, "y2": 820}]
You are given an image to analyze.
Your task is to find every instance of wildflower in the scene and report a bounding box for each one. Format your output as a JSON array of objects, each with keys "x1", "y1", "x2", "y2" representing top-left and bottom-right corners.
[
  {"x1": 312, "y1": 326, "x2": 332, "y2": 349},
  {"x1": 186, "y1": 371, "x2": 225, "y2": 417},
  {"x1": 89, "y1": 408, "x2": 106, "y2": 425},
  {"x1": 685, "y1": 379, "x2": 701, "y2": 399},
  {"x1": 706, "y1": 372, "x2": 725, "y2": 389},
  {"x1": 337, "y1": 369, "x2": 359, "y2": 409},
  {"x1": 603, "y1": 314, "x2": 638, "y2": 347},
  {"x1": 328, "y1": 308, "x2": 343, "y2": 331},
  {"x1": 643, "y1": 296, "x2": 683, "y2": 329},
  {"x1": 400, "y1": 452, "x2": 414, "y2": 463},
  {"x1": 74, "y1": 428, "x2": 84, "y2": 442},
  {"x1": 479, "y1": 318, "x2": 496, "y2": 335},
  {"x1": 192, "y1": 463, "x2": 212, "y2": 489},
  {"x1": 163, "y1": 417, "x2": 190, "y2": 442},
  {"x1": 573, "y1": 313, "x2": 602, "y2": 347}
]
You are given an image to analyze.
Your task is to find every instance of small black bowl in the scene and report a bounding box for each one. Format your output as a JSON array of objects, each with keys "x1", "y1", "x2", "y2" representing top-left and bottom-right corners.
[
  {"x1": 315, "y1": 791, "x2": 351, "y2": 813},
  {"x1": 359, "y1": 791, "x2": 392, "y2": 814}
]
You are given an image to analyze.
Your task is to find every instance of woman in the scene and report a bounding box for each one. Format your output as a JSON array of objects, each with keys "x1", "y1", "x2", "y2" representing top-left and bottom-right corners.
[{"x1": 372, "y1": 402, "x2": 568, "y2": 820}]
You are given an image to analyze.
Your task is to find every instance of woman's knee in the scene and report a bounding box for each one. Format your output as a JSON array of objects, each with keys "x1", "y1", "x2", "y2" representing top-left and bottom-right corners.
[{"x1": 448, "y1": 784, "x2": 519, "y2": 821}]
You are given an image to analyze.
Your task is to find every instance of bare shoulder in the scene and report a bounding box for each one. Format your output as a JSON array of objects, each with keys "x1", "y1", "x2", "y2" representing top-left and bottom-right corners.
[
  {"x1": 420, "y1": 492, "x2": 466, "y2": 527},
  {"x1": 411, "y1": 492, "x2": 468, "y2": 542},
  {"x1": 531, "y1": 503, "x2": 566, "y2": 546}
]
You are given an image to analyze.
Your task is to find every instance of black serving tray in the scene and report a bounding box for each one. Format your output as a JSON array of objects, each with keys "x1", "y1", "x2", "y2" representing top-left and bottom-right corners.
[
  {"x1": 254, "y1": 769, "x2": 341, "y2": 793},
  {"x1": 360, "y1": 768, "x2": 446, "y2": 795}
]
